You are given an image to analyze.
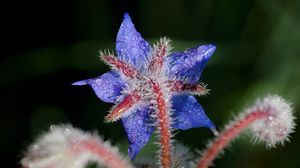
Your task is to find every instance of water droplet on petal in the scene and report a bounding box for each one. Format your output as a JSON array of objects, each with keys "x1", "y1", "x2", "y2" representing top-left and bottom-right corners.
[
  {"x1": 137, "y1": 119, "x2": 143, "y2": 125},
  {"x1": 33, "y1": 145, "x2": 40, "y2": 150},
  {"x1": 64, "y1": 128, "x2": 71, "y2": 135},
  {"x1": 50, "y1": 125, "x2": 56, "y2": 130},
  {"x1": 95, "y1": 79, "x2": 102, "y2": 85}
]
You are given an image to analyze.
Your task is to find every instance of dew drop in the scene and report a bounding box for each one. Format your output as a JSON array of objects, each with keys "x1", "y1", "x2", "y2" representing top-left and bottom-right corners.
[
  {"x1": 33, "y1": 145, "x2": 40, "y2": 151},
  {"x1": 95, "y1": 79, "x2": 102, "y2": 85},
  {"x1": 137, "y1": 119, "x2": 143, "y2": 125},
  {"x1": 50, "y1": 125, "x2": 56, "y2": 131},
  {"x1": 131, "y1": 47, "x2": 139, "y2": 56},
  {"x1": 267, "y1": 143, "x2": 273, "y2": 148},
  {"x1": 268, "y1": 116, "x2": 273, "y2": 121},
  {"x1": 64, "y1": 128, "x2": 71, "y2": 135}
]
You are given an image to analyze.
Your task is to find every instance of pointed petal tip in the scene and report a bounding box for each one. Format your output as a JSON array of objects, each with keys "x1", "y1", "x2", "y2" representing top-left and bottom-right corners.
[
  {"x1": 191, "y1": 44, "x2": 216, "y2": 63},
  {"x1": 208, "y1": 44, "x2": 216, "y2": 52},
  {"x1": 123, "y1": 12, "x2": 130, "y2": 18},
  {"x1": 121, "y1": 107, "x2": 154, "y2": 160},
  {"x1": 128, "y1": 144, "x2": 140, "y2": 160},
  {"x1": 207, "y1": 44, "x2": 216, "y2": 48},
  {"x1": 172, "y1": 95, "x2": 217, "y2": 130},
  {"x1": 205, "y1": 118, "x2": 217, "y2": 130},
  {"x1": 199, "y1": 44, "x2": 216, "y2": 58},
  {"x1": 117, "y1": 12, "x2": 150, "y2": 68},
  {"x1": 72, "y1": 80, "x2": 88, "y2": 86},
  {"x1": 122, "y1": 12, "x2": 132, "y2": 23}
]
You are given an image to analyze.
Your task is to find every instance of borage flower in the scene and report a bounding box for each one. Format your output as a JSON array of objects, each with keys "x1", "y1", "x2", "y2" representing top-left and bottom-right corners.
[{"x1": 73, "y1": 13, "x2": 216, "y2": 163}]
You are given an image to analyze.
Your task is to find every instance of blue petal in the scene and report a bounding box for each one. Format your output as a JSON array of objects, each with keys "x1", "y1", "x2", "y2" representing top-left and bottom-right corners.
[
  {"x1": 121, "y1": 106, "x2": 154, "y2": 159},
  {"x1": 72, "y1": 71, "x2": 126, "y2": 103},
  {"x1": 165, "y1": 45, "x2": 215, "y2": 83},
  {"x1": 116, "y1": 13, "x2": 151, "y2": 69},
  {"x1": 171, "y1": 94, "x2": 215, "y2": 130}
]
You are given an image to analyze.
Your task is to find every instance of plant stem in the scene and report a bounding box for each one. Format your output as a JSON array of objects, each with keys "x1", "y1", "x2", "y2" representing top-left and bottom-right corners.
[
  {"x1": 196, "y1": 111, "x2": 268, "y2": 168},
  {"x1": 77, "y1": 140, "x2": 130, "y2": 168},
  {"x1": 150, "y1": 80, "x2": 171, "y2": 168}
]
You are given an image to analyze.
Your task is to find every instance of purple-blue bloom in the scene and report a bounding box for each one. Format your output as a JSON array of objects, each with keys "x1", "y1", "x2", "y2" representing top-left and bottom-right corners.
[{"x1": 73, "y1": 13, "x2": 216, "y2": 160}]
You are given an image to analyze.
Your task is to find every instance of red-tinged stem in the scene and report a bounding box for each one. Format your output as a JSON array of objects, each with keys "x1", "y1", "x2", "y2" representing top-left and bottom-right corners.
[
  {"x1": 149, "y1": 80, "x2": 171, "y2": 168},
  {"x1": 105, "y1": 91, "x2": 141, "y2": 122},
  {"x1": 77, "y1": 140, "x2": 130, "y2": 168},
  {"x1": 101, "y1": 55, "x2": 138, "y2": 78},
  {"x1": 168, "y1": 80, "x2": 208, "y2": 95},
  {"x1": 149, "y1": 39, "x2": 168, "y2": 71},
  {"x1": 196, "y1": 111, "x2": 269, "y2": 168}
]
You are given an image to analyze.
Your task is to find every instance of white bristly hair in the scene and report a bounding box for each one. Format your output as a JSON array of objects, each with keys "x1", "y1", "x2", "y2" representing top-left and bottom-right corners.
[
  {"x1": 248, "y1": 95, "x2": 296, "y2": 147},
  {"x1": 21, "y1": 124, "x2": 131, "y2": 168}
]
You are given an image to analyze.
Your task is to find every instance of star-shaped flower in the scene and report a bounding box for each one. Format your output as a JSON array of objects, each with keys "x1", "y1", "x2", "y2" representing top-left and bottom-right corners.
[{"x1": 73, "y1": 13, "x2": 216, "y2": 160}]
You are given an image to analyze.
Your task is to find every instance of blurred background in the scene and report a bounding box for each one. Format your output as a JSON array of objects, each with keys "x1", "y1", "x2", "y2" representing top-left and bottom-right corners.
[{"x1": 1, "y1": 0, "x2": 300, "y2": 167}]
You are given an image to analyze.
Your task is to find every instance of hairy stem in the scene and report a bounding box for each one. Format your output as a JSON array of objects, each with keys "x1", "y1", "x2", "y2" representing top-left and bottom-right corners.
[
  {"x1": 77, "y1": 140, "x2": 130, "y2": 168},
  {"x1": 149, "y1": 80, "x2": 171, "y2": 168},
  {"x1": 21, "y1": 125, "x2": 132, "y2": 168},
  {"x1": 196, "y1": 111, "x2": 268, "y2": 168}
]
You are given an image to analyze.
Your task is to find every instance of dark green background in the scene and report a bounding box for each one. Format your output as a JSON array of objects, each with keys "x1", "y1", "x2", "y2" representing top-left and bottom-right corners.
[{"x1": 1, "y1": 0, "x2": 299, "y2": 167}]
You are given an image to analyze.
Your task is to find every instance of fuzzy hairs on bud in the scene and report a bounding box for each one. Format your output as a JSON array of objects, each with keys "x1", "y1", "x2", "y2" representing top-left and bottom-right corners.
[
  {"x1": 248, "y1": 95, "x2": 296, "y2": 146},
  {"x1": 21, "y1": 124, "x2": 131, "y2": 168},
  {"x1": 195, "y1": 95, "x2": 296, "y2": 168}
]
